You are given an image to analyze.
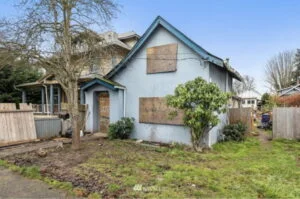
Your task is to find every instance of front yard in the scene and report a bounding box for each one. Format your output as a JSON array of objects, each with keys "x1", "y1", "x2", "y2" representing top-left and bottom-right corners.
[{"x1": 1, "y1": 135, "x2": 299, "y2": 198}]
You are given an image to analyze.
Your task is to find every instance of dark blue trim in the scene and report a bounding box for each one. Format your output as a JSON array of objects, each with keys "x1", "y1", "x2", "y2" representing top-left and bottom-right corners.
[
  {"x1": 80, "y1": 78, "x2": 117, "y2": 104},
  {"x1": 106, "y1": 16, "x2": 224, "y2": 79}
]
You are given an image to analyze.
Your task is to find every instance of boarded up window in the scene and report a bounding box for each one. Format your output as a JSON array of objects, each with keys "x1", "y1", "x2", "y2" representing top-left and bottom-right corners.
[
  {"x1": 147, "y1": 43, "x2": 178, "y2": 74},
  {"x1": 139, "y1": 97, "x2": 184, "y2": 125}
]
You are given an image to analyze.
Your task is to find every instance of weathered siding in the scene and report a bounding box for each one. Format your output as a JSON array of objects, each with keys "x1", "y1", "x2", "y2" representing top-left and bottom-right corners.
[
  {"x1": 112, "y1": 26, "x2": 220, "y2": 146},
  {"x1": 209, "y1": 63, "x2": 227, "y2": 91},
  {"x1": 81, "y1": 48, "x2": 129, "y2": 76}
]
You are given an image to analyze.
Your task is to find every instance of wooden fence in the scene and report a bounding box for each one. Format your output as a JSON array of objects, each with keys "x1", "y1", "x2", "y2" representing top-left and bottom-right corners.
[
  {"x1": 273, "y1": 108, "x2": 300, "y2": 139},
  {"x1": 0, "y1": 103, "x2": 37, "y2": 143},
  {"x1": 228, "y1": 108, "x2": 253, "y2": 132}
]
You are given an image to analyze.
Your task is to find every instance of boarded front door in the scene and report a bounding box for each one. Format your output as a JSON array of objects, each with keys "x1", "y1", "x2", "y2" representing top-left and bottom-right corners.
[{"x1": 98, "y1": 92, "x2": 110, "y2": 133}]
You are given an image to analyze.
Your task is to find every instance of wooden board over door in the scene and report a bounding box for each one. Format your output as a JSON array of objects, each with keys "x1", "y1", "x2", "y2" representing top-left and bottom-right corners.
[
  {"x1": 98, "y1": 92, "x2": 110, "y2": 133},
  {"x1": 139, "y1": 97, "x2": 184, "y2": 125}
]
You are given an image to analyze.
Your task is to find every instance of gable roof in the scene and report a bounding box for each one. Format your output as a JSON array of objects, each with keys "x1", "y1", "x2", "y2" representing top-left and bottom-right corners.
[
  {"x1": 238, "y1": 90, "x2": 262, "y2": 100},
  {"x1": 106, "y1": 16, "x2": 242, "y2": 81},
  {"x1": 118, "y1": 31, "x2": 140, "y2": 40},
  {"x1": 278, "y1": 84, "x2": 300, "y2": 96}
]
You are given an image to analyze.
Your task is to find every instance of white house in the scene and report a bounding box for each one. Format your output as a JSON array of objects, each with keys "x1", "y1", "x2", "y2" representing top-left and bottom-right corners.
[
  {"x1": 81, "y1": 16, "x2": 242, "y2": 147},
  {"x1": 239, "y1": 90, "x2": 261, "y2": 110}
]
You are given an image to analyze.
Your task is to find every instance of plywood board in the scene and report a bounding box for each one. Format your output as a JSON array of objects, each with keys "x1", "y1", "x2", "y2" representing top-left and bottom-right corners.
[
  {"x1": 147, "y1": 43, "x2": 178, "y2": 74},
  {"x1": 139, "y1": 97, "x2": 184, "y2": 125}
]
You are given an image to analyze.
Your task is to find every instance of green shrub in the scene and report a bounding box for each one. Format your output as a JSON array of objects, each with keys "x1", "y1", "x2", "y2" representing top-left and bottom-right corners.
[
  {"x1": 223, "y1": 122, "x2": 247, "y2": 142},
  {"x1": 108, "y1": 117, "x2": 134, "y2": 140}
]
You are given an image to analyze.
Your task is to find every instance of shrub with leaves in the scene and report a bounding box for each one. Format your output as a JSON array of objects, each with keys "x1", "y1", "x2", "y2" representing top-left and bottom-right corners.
[
  {"x1": 166, "y1": 77, "x2": 230, "y2": 151},
  {"x1": 108, "y1": 117, "x2": 135, "y2": 140},
  {"x1": 223, "y1": 122, "x2": 247, "y2": 142}
]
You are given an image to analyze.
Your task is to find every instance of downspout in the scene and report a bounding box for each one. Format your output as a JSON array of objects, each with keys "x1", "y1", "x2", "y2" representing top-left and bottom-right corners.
[{"x1": 114, "y1": 86, "x2": 126, "y2": 117}]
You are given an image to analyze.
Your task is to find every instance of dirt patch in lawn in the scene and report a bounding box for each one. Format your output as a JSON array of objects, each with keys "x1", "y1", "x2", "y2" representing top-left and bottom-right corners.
[{"x1": 4, "y1": 139, "x2": 108, "y2": 197}]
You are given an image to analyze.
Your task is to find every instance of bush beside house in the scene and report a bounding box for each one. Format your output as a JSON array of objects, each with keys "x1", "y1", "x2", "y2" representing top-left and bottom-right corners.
[{"x1": 108, "y1": 117, "x2": 135, "y2": 140}]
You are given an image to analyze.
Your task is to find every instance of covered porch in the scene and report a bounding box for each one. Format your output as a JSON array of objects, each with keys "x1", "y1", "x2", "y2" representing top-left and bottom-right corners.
[
  {"x1": 80, "y1": 77, "x2": 125, "y2": 133},
  {"x1": 17, "y1": 82, "x2": 65, "y2": 114}
]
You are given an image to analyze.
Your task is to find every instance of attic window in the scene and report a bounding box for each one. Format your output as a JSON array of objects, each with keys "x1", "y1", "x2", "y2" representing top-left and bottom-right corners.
[
  {"x1": 146, "y1": 43, "x2": 178, "y2": 74},
  {"x1": 89, "y1": 59, "x2": 100, "y2": 73}
]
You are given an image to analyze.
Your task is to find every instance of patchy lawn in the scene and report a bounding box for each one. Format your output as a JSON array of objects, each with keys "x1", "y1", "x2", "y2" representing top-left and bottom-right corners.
[{"x1": 1, "y1": 136, "x2": 300, "y2": 198}]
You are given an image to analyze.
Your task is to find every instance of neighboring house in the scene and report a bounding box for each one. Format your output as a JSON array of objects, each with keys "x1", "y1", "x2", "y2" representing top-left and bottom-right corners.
[
  {"x1": 81, "y1": 16, "x2": 242, "y2": 147},
  {"x1": 277, "y1": 84, "x2": 300, "y2": 97},
  {"x1": 17, "y1": 31, "x2": 140, "y2": 113},
  {"x1": 239, "y1": 90, "x2": 261, "y2": 110}
]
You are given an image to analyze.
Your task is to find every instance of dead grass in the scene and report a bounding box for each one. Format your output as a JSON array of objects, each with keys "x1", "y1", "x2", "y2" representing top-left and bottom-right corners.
[{"x1": 2, "y1": 137, "x2": 300, "y2": 198}]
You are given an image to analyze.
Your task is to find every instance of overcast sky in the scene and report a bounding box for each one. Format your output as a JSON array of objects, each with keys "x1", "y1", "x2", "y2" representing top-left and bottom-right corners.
[{"x1": 1, "y1": 0, "x2": 300, "y2": 93}]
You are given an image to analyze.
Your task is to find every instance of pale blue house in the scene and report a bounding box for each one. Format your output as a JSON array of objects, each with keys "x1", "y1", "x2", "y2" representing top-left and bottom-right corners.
[{"x1": 81, "y1": 16, "x2": 242, "y2": 146}]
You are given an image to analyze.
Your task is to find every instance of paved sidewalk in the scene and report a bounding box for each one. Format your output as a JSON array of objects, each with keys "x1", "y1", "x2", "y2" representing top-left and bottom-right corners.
[
  {"x1": 0, "y1": 167, "x2": 69, "y2": 198},
  {"x1": 0, "y1": 141, "x2": 63, "y2": 158}
]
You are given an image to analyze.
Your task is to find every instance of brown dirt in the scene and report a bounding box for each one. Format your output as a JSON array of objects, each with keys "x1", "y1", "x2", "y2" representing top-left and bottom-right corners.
[{"x1": 4, "y1": 139, "x2": 108, "y2": 197}]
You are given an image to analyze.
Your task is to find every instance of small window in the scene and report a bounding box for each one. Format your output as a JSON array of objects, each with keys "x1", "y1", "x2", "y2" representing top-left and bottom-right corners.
[
  {"x1": 242, "y1": 100, "x2": 245, "y2": 104},
  {"x1": 112, "y1": 56, "x2": 117, "y2": 66},
  {"x1": 252, "y1": 100, "x2": 255, "y2": 104},
  {"x1": 89, "y1": 59, "x2": 100, "y2": 73},
  {"x1": 247, "y1": 100, "x2": 251, "y2": 104}
]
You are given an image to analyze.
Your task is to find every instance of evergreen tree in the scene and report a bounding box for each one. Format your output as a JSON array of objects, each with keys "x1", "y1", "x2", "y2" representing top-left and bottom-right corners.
[
  {"x1": 0, "y1": 65, "x2": 41, "y2": 103},
  {"x1": 294, "y1": 49, "x2": 300, "y2": 84}
]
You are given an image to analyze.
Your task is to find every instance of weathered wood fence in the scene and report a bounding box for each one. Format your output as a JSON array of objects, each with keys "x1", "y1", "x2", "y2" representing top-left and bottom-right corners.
[
  {"x1": 273, "y1": 108, "x2": 300, "y2": 139},
  {"x1": 228, "y1": 108, "x2": 253, "y2": 132},
  {"x1": 0, "y1": 103, "x2": 37, "y2": 143}
]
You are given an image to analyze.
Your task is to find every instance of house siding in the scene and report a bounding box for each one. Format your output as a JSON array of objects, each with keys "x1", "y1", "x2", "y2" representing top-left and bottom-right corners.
[
  {"x1": 85, "y1": 86, "x2": 122, "y2": 133},
  {"x1": 112, "y1": 26, "x2": 223, "y2": 146}
]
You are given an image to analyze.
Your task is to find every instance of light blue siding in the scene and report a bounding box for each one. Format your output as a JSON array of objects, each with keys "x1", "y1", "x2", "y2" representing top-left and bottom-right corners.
[
  {"x1": 85, "y1": 86, "x2": 122, "y2": 133},
  {"x1": 112, "y1": 26, "x2": 214, "y2": 146}
]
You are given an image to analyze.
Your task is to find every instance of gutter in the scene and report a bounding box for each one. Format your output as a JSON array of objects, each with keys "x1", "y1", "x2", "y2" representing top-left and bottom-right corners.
[{"x1": 114, "y1": 86, "x2": 126, "y2": 117}]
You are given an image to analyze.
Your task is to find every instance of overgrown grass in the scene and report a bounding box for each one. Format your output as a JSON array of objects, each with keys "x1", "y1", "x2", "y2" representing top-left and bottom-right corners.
[
  {"x1": 76, "y1": 137, "x2": 300, "y2": 198},
  {"x1": 1, "y1": 137, "x2": 299, "y2": 198}
]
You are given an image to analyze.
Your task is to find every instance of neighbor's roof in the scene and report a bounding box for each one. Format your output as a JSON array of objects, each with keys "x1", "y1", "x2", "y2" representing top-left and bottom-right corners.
[
  {"x1": 238, "y1": 90, "x2": 262, "y2": 100},
  {"x1": 118, "y1": 31, "x2": 140, "y2": 40},
  {"x1": 106, "y1": 16, "x2": 242, "y2": 81},
  {"x1": 277, "y1": 84, "x2": 300, "y2": 96}
]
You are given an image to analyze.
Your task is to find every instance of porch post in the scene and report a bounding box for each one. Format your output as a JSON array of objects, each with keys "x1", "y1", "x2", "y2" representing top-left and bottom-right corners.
[
  {"x1": 57, "y1": 86, "x2": 61, "y2": 112},
  {"x1": 80, "y1": 89, "x2": 85, "y2": 104},
  {"x1": 50, "y1": 84, "x2": 54, "y2": 114},
  {"x1": 41, "y1": 87, "x2": 45, "y2": 113},
  {"x1": 22, "y1": 90, "x2": 27, "y2": 103}
]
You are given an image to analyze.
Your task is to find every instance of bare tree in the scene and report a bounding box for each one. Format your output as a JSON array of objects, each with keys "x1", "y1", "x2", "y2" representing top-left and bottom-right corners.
[
  {"x1": 0, "y1": 0, "x2": 119, "y2": 149},
  {"x1": 265, "y1": 50, "x2": 295, "y2": 91},
  {"x1": 233, "y1": 75, "x2": 256, "y2": 94}
]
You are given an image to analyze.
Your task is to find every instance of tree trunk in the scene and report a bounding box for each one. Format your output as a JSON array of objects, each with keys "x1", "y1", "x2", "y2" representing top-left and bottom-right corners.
[
  {"x1": 190, "y1": 128, "x2": 210, "y2": 152},
  {"x1": 66, "y1": 81, "x2": 81, "y2": 150}
]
